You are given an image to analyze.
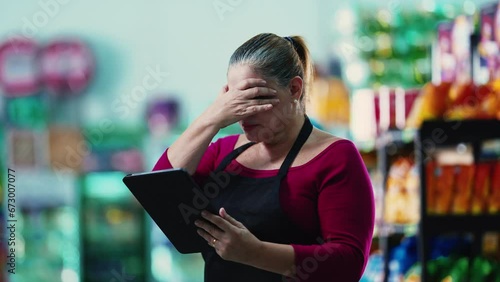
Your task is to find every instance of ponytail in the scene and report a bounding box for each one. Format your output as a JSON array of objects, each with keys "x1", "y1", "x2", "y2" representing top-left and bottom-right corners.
[
  {"x1": 229, "y1": 33, "x2": 314, "y2": 105},
  {"x1": 287, "y1": 35, "x2": 314, "y2": 99}
]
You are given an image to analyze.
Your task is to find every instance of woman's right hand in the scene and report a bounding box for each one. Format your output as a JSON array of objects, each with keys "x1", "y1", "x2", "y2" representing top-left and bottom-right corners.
[{"x1": 202, "y1": 79, "x2": 280, "y2": 128}]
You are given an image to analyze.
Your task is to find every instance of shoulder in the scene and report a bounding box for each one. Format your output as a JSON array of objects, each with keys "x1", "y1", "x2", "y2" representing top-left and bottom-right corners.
[
  {"x1": 211, "y1": 134, "x2": 240, "y2": 148},
  {"x1": 207, "y1": 134, "x2": 240, "y2": 157},
  {"x1": 306, "y1": 128, "x2": 358, "y2": 158},
  {"x1": 307, "y1": 135, "x2": 370, "y2": 193},
  {"x1": 303, "y1": 129, "x2": 365, "y2": 175}
]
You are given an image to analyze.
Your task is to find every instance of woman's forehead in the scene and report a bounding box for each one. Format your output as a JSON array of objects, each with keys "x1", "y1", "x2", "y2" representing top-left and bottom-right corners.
[{"x1": 227, "y1": 64, "x2": 263, "y2": 86}]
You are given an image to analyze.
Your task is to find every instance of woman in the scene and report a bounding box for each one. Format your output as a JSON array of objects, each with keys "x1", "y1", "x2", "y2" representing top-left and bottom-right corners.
[{"x1": 153, "y1": 33, "x2": 375, "y2": 281}]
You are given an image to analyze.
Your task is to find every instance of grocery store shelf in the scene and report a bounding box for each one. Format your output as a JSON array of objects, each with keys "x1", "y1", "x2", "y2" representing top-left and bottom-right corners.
[
  {"x1": 378, "y1": 222, "x2": 418, "y2": 236},
  {"x1": 421, "y1": 214, "x2": 500, "y2": 234},
  {"x1": 419, "y1": 119, "x2": 500, "y2": 147},
  {"x1": 376, "y1": 128, "x2": 416, "y2": 149},
  {"x1": 417, "y1": 119, "x2": 500, "y2": 282},
  {"x1": 354, "y1": 140, "x2": 376, "y2": 153}
]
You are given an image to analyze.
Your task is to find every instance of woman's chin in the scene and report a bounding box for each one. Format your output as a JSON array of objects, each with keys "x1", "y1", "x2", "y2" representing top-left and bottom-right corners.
[
  {"x1": 243, "y1": 129, "x2": 275, "y2": 144},
  {"x1": 243, "y1": 131, "x2": 258, "y2": 142}
]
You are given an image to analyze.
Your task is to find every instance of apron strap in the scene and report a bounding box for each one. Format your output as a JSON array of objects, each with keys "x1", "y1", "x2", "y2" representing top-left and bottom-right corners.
[
  {"x1": 214, "y1": 141, "x2": 255, "y2": 173},
  {"x1": 213, "y1": 115, "x2": 313, "y2": 176},
  {"x1": 277, "y1": 116, "x2": 313, "y2": 177}
]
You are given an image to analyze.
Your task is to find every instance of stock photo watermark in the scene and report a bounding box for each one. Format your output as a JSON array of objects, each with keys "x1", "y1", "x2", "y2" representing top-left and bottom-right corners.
[
  {"x1": 177, "y1": 99, "x2": 301, "y2": 223},
  {"x1": 179, "y1": 168, "x2": 242, "y2": 224},
  {"x1": 6, "y1": 169, "x2": 17, "y2": 275},
  {"x1": 213, "y1": 0, "x2": 245, "y2": 21},
  {"x1": 52, "y1": 65, "x2": 170, "y2": 180},
  {"x1": 109, "y1": 267, "x2": 135, "y2": 282},
  {"x1": 282, "y1": 237, "x2": 337, "y2": 282},
  {"x1": 49, "y1": 64, "x2": 168, "y2": 280},
  {"x1": 112, "y1": 65, "x2": 170, "y2": 119},
  {"x1": 8, "y1": 0, "x2": 71, "y2": 44}
]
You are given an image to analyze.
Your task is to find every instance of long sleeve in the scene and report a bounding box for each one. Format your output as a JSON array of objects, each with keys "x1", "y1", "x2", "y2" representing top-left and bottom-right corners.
[
  {"x1": 152, "y1": 135, "x2": 236, "y2": 185},
  {"x1": 289, "y1": 141, "x2": 375, "y2": 281},
  {"x1": 152, "y1": 137, "x2": 375, "y2": 281}
]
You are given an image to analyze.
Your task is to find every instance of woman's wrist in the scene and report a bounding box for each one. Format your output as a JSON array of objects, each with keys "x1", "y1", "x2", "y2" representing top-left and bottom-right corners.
[
  {"x1": 199, "y1": 109, "x2": 225, "y2": 131},
  {"x1": 244, "y1": 239, "x2": 266, "y2": 267}
]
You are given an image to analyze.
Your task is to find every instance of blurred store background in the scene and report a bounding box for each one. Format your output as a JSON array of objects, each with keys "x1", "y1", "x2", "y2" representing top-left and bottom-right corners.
[{"x1": 1, "y1": 0, "x2": 500, "y2": 281}]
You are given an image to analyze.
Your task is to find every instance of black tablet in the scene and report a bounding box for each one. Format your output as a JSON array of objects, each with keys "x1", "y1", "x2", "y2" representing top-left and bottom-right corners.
[{"x1": 122, "y1": 168, "x2": 216, "y2": 254}]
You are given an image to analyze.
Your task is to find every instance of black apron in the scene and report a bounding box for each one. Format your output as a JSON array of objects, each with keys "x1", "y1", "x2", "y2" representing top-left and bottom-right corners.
[{"x1": 202, "y1": 116, "x2": 315, "y2": 282}]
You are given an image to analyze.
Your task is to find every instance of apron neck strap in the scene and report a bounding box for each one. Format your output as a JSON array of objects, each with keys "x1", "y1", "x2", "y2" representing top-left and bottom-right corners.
[
  {"x1": 277, "y1": 115, "x2": 313, "y2": 177},
  {"x1": 214, "y1": 115, "x2": 313, "y2": 175},
  {"x1": 214, "y1": 141, "x2": 255, "y2": 172}
]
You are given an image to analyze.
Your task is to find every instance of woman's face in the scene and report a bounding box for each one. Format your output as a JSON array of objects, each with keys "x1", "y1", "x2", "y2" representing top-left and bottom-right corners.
[{"x1": 227, "y1": 63, "x2": 299, "y2": 143}]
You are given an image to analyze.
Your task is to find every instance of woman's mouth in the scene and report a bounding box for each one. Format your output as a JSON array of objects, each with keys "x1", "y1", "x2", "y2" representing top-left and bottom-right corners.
[{"x1": 242, "y1": 123, "x2": 258, "y2": 131}]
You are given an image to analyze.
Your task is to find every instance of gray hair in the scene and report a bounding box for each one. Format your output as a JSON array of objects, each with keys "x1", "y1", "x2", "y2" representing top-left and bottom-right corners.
[{"x1": 228, "y1": 33, "x2": 313, "y2": 103}]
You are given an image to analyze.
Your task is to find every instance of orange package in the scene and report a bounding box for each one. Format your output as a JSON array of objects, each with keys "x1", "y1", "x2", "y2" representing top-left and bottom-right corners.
[
  {"x1": 451, "y1": 165, "x2": 475, "y2": 214},
  {"x1": 444, "y1": 82, "x2": 477, "y2": 120},
  {"x1": 434, "y1": 165, "x2": 456, "y2": 215},
  {"x1": 406, "y1": 81, "x2": 451, "y2": 129},
  {"x1": 486, "y1": 79, "x2": 500, "y2": 119},
  {"x1": 471, "y1": 162, "x2": 492, "y2": 214},
  {"x1": 426, "y1": 161, "x2": 437, "y2": 214},
  {"x1": 384, "y1": 157, "x2": 415, "y2": 224},
  {"x1": 475, "y1": 84, "x2": 499, "y2": 119},
  {"x1": 488, "y1": 162, "x2": 500, "y2": 214}
]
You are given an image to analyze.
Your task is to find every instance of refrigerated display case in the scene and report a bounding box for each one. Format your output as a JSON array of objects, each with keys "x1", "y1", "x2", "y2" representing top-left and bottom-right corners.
[
  {"x1": 80, "y1": 171, "x2": 148, "y2": 282},
  {"x1": 149, "y1": 221, "x2": 205, "y2": 282},
  {"x1": 9, "y1": 170, "x2": 80, "y2": 282},
  {"x1": 142, "y1": 131, "x2": 206, "y2": 282}
]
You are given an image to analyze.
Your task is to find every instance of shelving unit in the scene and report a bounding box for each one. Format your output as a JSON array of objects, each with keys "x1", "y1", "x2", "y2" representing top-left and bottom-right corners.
[
  {"x1": 416, "y1": 119, "x2": 500, "y2": 282},
  {"x1": 375, "y1": 129, "x2": 418, "y2": 282},
  {"x1": 375, "y1": 119, "x2": 500, "y2": 281}
]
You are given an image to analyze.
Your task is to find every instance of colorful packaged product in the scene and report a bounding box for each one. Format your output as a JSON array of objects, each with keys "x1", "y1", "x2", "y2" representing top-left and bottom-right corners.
[
  {"x1": 426, "y1": 160, "x2": 437, "y2": 214},
  {"x1": 433, "y1": 166, "x2": 455, "y2": 215},
  {"x1": 472, "y1": 162, "x2": 493, "y2": 214},
  {"x1": 384, "y1": 157, "x2": 420, "y2": 224},
  {"x1": 451, "y1": 165, "x2": 475, "y2": 214},
  {"x1": 488, "y1": 161, "x2": 500, "y2": 213}
]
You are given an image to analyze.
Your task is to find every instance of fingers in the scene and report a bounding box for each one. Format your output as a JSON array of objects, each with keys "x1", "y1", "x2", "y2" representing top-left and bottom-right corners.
[
  {"x1": 232, "y1": 105, "x2": 273, "y2": 118},
  {"x1": 236, "y1": 78, "x2": 267, "y2": 90},
  {"x1": 225, "y1": 78, "x2": 278, "y2": 105},
  {"x1": 200, "y1": 210, "x2": 234, "y2": 232},
  {"x1": 239, "y1": 91, "x2": 279, "y2": 116},
  {"x1": 219, "y1": 208, "x2": 244, "y2": 228},
  {"x1": 195, "y1": 218, "x2": 224, "y2": 239},
  {"x1": 196, "y1": 228, "x2": 218, "y2": 247},
  {"x1": 249, "y1": 97, "x2": 280, "y2": 106},
  {"x1": 214, "y1": 78, "x2": 278, "y2": 126},
  {"x1": 241, "y1": 86, "x2": 278, "y2": 99},
  {"x1": 235, "y1": 79, "x2": 278, "y2": 99}
]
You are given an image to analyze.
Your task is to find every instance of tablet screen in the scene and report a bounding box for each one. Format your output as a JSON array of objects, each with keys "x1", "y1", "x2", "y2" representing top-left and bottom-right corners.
[{"x1": 123, "y1": 168, "x2": 214, "y2": 253}]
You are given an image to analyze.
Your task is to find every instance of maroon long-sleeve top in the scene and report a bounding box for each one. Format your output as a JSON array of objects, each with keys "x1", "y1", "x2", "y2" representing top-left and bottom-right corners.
[{"x1": 153, "y1": 135, "x2": 375, "y2": 281}]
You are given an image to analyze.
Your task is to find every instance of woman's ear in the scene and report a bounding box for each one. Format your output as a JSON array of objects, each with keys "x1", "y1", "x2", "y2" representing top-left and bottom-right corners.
[{"x1": 289, "y1": 76, "x2": 303, "y2": 100}]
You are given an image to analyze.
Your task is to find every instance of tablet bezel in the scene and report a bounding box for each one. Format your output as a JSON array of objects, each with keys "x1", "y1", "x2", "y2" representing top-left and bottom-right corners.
[{"x1": 122, "y1": 168, "x2": 214, "y2": 254}]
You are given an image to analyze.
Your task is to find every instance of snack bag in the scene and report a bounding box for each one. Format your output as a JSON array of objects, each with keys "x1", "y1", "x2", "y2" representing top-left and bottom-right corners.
[
  {"x1": 471, "y1": 162, "x2": 492, "y2": 214},
  {"x1": 434, "y1": 166, "x2": 456, "y2": 215},
  {"x1": 384, "y1": 157, "x2": 419, "y2": 224},
  {"x1": 451, "y1": 165, "x2": 474, "y2": 214},
  {"x1": 426, "y1": 161, "x2": 437, "y2": 214},
  {"x1": 406, "y1": 82, "x2": 451, "y2": 129},
  {"x1": 488, "y1": 161, "x2": 500, "y2": 214}
]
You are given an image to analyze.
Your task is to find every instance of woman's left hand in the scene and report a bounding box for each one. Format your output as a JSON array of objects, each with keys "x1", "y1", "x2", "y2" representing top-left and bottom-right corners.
[{"x1": 195, "y1": 208, "x2": 262, "y2": 264}]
